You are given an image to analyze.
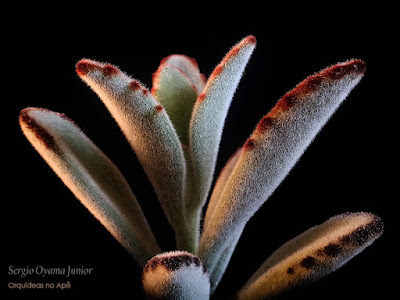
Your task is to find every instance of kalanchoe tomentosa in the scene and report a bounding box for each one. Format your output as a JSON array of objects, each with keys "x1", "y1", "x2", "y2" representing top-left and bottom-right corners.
[{"x1": 19, "y1": 35, "x2": 383, "y2": 299}]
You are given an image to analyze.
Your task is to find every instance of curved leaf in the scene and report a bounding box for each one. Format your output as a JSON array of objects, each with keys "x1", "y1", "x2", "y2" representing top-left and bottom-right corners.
[
  {"x1": 19, "y1": 108, "x2": 160, "y2": 266},
  {"x1": 236, "y1": 212, "x2": 383, "y2": 299},
  {"x1": 187, "y1": 35, "x2": 256, "y2": 213},
  {"x1": 76, "y1": 59, "x2": 190, "y2": 249},
  {"x1": 199, "y1": 59, "x2": 366, "y2": 279}
]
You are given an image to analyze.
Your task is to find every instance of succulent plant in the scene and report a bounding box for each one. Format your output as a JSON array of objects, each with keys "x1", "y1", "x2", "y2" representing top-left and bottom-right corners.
[{"x1": 19, "y1": 35, "x2": 383, "y2": 299}]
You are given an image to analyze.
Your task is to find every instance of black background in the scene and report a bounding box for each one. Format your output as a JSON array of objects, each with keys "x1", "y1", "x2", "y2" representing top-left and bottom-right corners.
[{"x1": 6, "y1": 2, "x2": 396, "y2": 299}]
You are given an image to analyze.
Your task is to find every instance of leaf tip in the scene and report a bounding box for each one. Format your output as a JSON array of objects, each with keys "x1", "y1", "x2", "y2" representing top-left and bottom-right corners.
[
  {"x1": 224, "y1": 35, "x2": 256, "y2": 61},
  {"x1": 208, "y1": 35, "x2": 257, "y2": 81},
  {"x1": 264, "y1": 59, "x2": 366, "y2": 119},
  {"x1": 245, "y1": 35, "x2": 257, "y2": 44},
  {"x1": 19, "y1": 108, "x2": 56, "y2": 150},
  {"x1": 160, "y1": 54, "x2": 200, "y2": 69},
  {"x1": 142, "y1": 251, "x2": 210, "y2": 299},
  {"x1": 340, "y1": 212, "x2": 384, "y2": 247},
  {"x1": 76, "y1": 59, "x2": 120, "y2": 77},
  {"x1": 143, "y1": 251, "x2": 206, "y2": 274},
  {"x1": 324, "y1": 59, "x2": 366, "y2": 80},
  {"x1": 76, "y1": 59, "x2": 97, "y2": 76}
]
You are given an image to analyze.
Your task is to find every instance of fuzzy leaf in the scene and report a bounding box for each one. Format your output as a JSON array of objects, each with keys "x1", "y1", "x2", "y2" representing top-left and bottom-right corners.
[
  {"x1": 203, "y1": 147, "x2": 242, "y2": 229},
  {"x1": 142, "y1": 251, "x2": 210, "y2": 300},
  {"x1": 236, "y1": 212, "x2": 384, "y2": 299},
  {"x1": 199, "y1": 60, "x2": 366, "y2": 280},
  {"x1": 209, "y1": 230, "x2": 242, "y2": 294},
  {"x1": 159, "y1": 54, "x2": 206, "y2": 94},
  {"x1": 19, "y1": 108, "x2": 160, "y2": 267},
  {"x1": 152, "y1": 62, "x2": 198, "y2": 145},
  {"x1": 202, "y1": 147, "x2": 243, "y2": 292},
  {"x1": 187, "y1": 35, "x2": 256, "y2": 212},
  {"x1": 76, "y1": 59, "x2": 189, "y2": 248}
]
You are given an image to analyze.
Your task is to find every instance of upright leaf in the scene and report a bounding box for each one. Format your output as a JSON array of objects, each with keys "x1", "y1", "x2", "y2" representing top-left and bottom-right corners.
[
  {"x1": 199, "y1": 60, "x2": 366, "y2": 282},
  {"x1": 152, "y1": 62, "x2": 198, "y2": 145},
  {"x1": 159, "y1": 54, "x2": 206, "y2": 94},
  {"x1": 203, "y1": 147, "x2": 242, "y2": 229},
  {"x1": 187, "y1": 35, "x2": 256, "y2": 213},
  {"x1": 76, "y1": 59, "x2": 189, "y2": 249}
]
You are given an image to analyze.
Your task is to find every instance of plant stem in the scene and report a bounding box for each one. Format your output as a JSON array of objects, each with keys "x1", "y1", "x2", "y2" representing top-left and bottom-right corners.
[{"x1": 175, "y1": 206, "x2": 200, "y2": 254}]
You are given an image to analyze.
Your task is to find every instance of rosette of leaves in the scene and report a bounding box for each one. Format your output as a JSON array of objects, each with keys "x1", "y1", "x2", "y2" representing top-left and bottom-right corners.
[{"x1": 19, "y1": 35, "x2": 383, "y2": 299}]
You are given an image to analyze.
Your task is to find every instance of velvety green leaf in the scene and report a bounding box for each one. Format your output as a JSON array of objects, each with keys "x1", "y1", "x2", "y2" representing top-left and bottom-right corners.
[
  {"x1": 152, "y1": 63, "x2": 198, "y2": 145},
  {"x1": 76, "y1": 59, "x2": 190, "y2": 249},
  {"x1": 199, "y1": 60, "x2": 366, "y2": 283},
  {"x1": 159, "y1": 54, "x2": 206, "y2": 94},
  {"x1": 19, "y1": 108, "x2": 160, "y2": 267},
  {"x1": 187, "y1": 35, "x2": 256, "y2": 214}
]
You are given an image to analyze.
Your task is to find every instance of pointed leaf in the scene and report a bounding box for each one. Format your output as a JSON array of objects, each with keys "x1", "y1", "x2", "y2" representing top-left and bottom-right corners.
[
  {"x1": 152, "y1": 63, "x2": 198, "y2": 145},
  {"x1": 187, "y1": 35, "x2": 256, "y2": 212},
  {"x1": 76, "y1": 59, "x2": 189, "y2": 248},
  {"x1": 19, "y1": 108, "x2": 161, "y2": 267},
  {"x1": 236, "y1": 212, "x2": 383, "y2": 299},
  {"x1": 199, "y1": 59, "x2": 366, "y2": 278}
]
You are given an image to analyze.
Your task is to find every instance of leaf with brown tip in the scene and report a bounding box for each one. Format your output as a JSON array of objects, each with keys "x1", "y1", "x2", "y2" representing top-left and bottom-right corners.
[
  {"x1": 152, "y1": 62, "x2": 198, "y2": 145},
  {"x1": 236, "y1": 212, "x2": 383, "y2": 299},
  {"x1": 19, "y1": 107, "x2": 161, "y2": 267},
  {"x1": 76, "y1": 59, "x2": 191, "y2": 250},
  {"x1": 199, "y1": 60, "x2": 366, "y2": 282},
  {"x1": 159, "y1": 54, "x2": 206, "y2": 94},
  {"x1": 142, "y1": 251, "x2": 210, "y2": 299},
  {"x1": 187, "y1": 35, "x2": 256, "y2": 214}
]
